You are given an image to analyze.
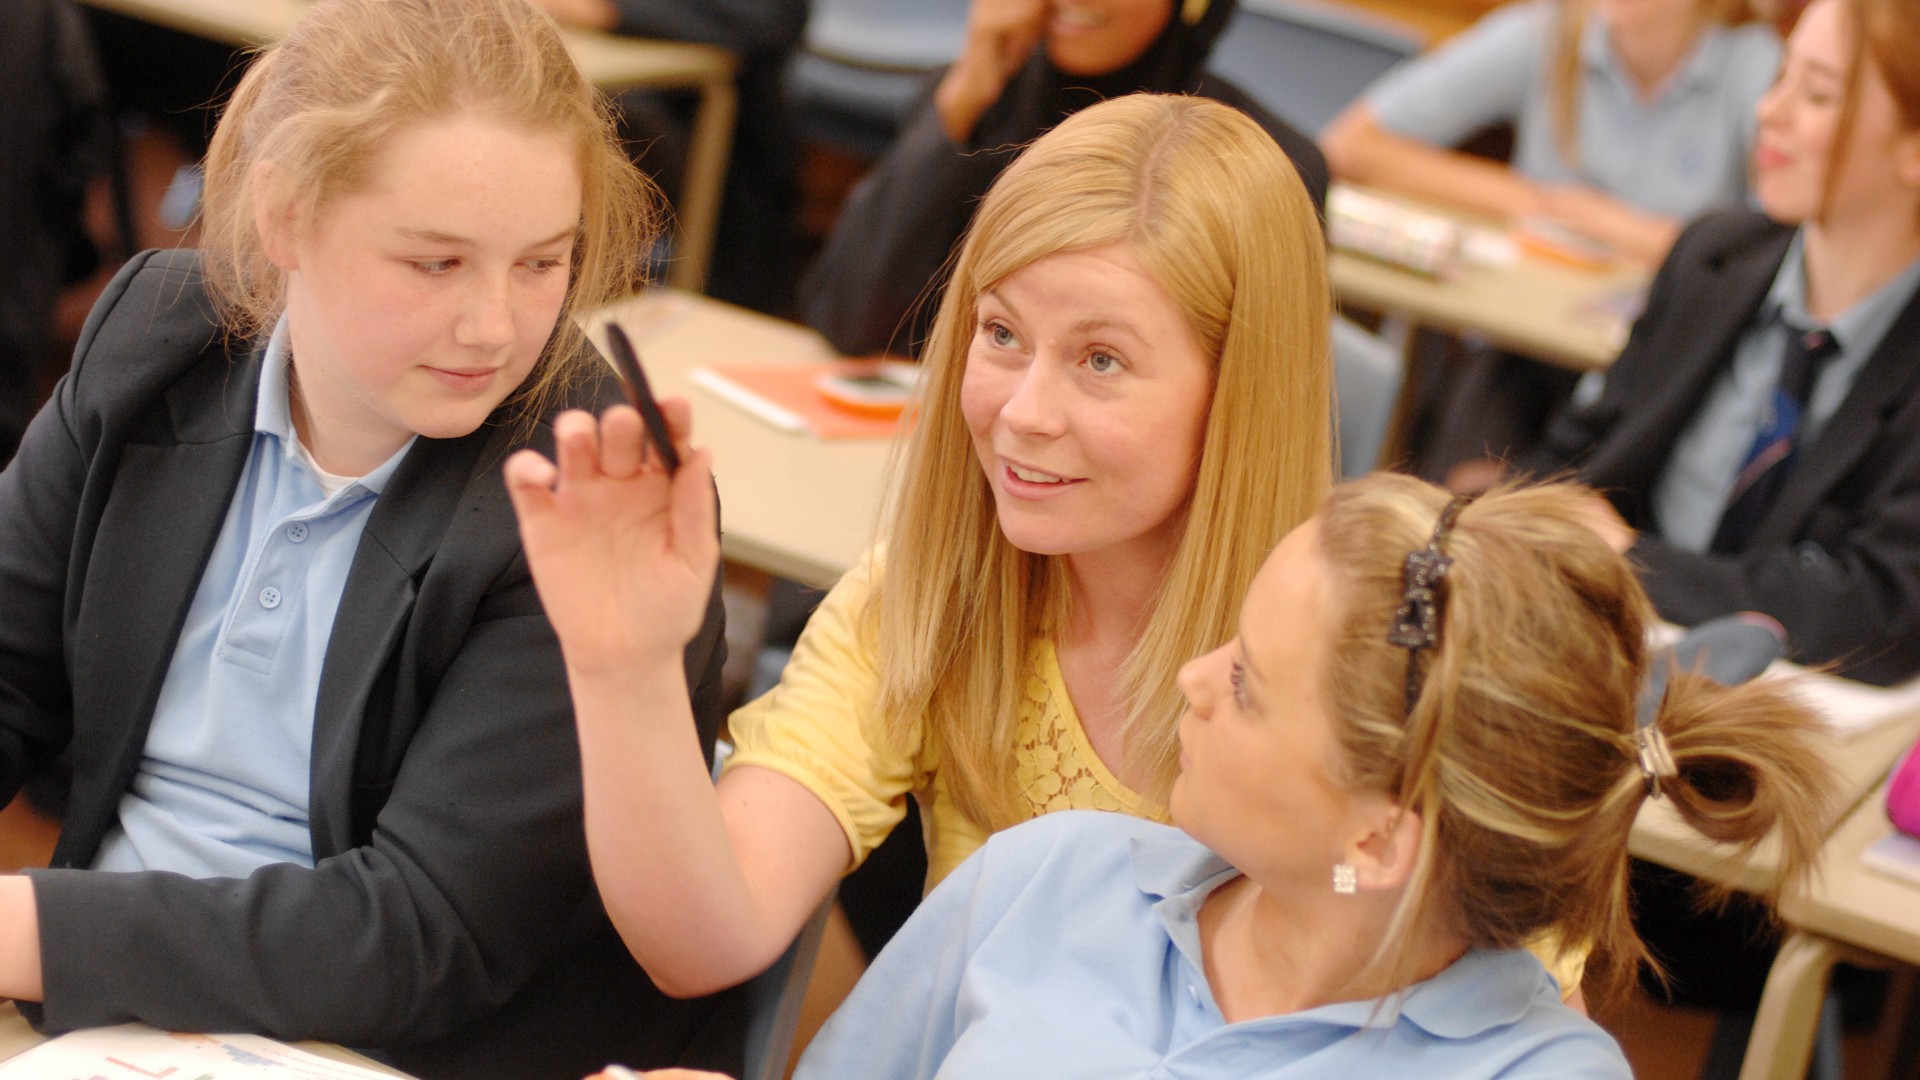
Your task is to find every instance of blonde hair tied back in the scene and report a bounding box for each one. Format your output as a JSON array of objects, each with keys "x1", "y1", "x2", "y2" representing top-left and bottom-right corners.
[{"x1": 1314, "y1": 473, "x2": 1836, "y2": 1007}]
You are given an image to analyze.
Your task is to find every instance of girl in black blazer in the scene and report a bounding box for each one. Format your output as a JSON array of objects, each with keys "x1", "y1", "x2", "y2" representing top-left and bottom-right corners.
[
  {"x1": 0, "y1": 2, "x2": 730, "y2": 1077},
  {"x1": 1528, "y1": 0, "x2": 1920, "y2": 687}
]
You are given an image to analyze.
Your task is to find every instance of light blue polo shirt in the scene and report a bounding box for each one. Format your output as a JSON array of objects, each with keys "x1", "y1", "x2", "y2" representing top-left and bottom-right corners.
[
  {"x1": 93, "y1": 318, "x2": 415, "y2": 878},
  {"x1": 798, "y1": 811, "x2": 1629, "y2": 1080},
  {"x1": 1366, "y1": 0, "x2": 1779, "y2": 218},
  {"x1": 1652, "y1": 234, "x2": 1920, "y2": 551}
]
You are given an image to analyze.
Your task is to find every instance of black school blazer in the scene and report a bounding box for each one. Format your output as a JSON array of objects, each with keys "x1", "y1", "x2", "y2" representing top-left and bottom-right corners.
[
  {"x1": 1526, "y1": 209, "x2": 1920, "y2": 686},
  {"x1": 0, "y1": 249, "x2": 739, "y2": 1079}
]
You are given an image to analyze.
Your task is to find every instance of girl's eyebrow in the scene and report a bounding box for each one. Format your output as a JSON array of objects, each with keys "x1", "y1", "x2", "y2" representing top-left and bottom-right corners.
[{"x1": 395, "y1": 225, "x2": 577, "y2": 249}]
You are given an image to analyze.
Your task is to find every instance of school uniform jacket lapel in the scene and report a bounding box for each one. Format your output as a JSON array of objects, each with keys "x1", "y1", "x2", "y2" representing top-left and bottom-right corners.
[
  {"x1": 58, "y1": 341, "x2": 260, "y2": 866},
  {"x1": 306, "y1": 422, "x2": 495, "y2": 856},
  {"x1": 1758, "y1": 284, "x2": 1920, "y2": 548},
  {"x1": 1578, "y1": 219, "x2": 1791, "y2": 524}
]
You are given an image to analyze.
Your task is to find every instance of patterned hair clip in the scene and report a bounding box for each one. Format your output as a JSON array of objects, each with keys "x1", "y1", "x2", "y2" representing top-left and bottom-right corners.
[{"x1": 1387, "y1": 496, "x2": 1471, "y2": 714}]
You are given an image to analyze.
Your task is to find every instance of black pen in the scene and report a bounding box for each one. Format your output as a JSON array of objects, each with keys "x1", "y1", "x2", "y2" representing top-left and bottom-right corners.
[{"x1": 603, "y1": 322, "x2": 681, "y2": 475}]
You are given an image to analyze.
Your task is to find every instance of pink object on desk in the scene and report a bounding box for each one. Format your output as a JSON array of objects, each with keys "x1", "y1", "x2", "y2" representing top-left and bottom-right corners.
[{"x1": 1887, "y1": 738, "x2": 1920, "y2": 837}]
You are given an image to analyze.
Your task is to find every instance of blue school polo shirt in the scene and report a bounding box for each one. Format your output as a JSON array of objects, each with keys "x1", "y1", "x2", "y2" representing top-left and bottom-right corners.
[
  {"x1": 797, "y1": 811, "x2": 1629, "y2": 1080},
  {"x1": 1365, "y1": 0, "x2": 1779, "y2": 219},
  {"x1": 93, "y1": 318, "x2": 414, "y2": 878}
]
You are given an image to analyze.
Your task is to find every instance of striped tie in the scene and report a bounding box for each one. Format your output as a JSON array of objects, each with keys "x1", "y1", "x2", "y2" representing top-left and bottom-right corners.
[{"x1": 1710, "y1": 326, "x2": 1839, "y2": 555}]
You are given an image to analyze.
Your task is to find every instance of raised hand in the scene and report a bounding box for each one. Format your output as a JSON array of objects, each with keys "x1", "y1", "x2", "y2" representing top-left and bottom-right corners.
[
  {"x1": 504, "y1": 399, "x2": 718, "y2": 677},
  {"x1": 935, "y1": 0, "x2": 1049, "y2": 141}
]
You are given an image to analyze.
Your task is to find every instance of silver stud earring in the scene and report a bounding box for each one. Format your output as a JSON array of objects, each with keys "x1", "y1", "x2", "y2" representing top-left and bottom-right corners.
[{"x1": 1333, "y1": 863, "x2": 1357, "y2": 894}]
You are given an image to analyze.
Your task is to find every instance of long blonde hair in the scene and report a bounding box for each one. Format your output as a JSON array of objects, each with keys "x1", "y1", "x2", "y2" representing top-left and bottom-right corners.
[
  {"x1": 199, "y1": 0, "x2": 660, "y2": 428},
  {"x1": 876, "y1": 93, "x2": 1333, "y2": 830},
  {"x1": 1316, "y1": 474, "x2": 1834, "y2": 1007},
  {"x1": 1549, "y1": 0, "x2": 1761, "y2": 165}
]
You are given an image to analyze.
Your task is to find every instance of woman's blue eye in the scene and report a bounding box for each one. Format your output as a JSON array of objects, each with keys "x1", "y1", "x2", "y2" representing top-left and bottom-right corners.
[
  {"x1": 981, "y1": 319, "x2": 1015, "y2": 347},
  {"x1": 1087, "y1": 351, "x2": 1120, "y2": 374},
  {"x1": 413, "y1": 259, "x2": 456, "y2": 275}
]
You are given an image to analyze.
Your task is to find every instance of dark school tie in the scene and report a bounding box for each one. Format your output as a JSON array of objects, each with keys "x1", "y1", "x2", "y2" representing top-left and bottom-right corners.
[{"x1": 1709, "y1": 326, "x2": 1840, "y2": 555}]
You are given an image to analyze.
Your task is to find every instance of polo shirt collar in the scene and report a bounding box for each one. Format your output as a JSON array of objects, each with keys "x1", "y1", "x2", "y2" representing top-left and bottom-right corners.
[
  {"x1": 1128, "y1": 832, "x2": 1551, "y2": 1039},
  {"x1": 1582, "y1": 18, "x2": 1732, "y2": 100},
  {"x1": 254, "y1": 315, "x2": 414, "y2": 497},
  {"x1": 1762, "y1": 230, "x2": 1920, "y2": 355}
]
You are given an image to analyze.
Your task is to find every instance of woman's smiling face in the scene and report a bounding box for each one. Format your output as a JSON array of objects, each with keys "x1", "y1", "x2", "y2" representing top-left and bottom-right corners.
[{"x1": 960, "y1": 242, "x2": 1214, "y2": 568}]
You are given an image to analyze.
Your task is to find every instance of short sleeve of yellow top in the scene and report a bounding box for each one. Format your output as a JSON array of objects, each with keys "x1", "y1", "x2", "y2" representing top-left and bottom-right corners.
[
  {"x1": 724, "y1": 556, "x2": 1162, "y2": 889},
  {"x1": 721, "y1": 555, "x2": 1587, "y2": 997}
]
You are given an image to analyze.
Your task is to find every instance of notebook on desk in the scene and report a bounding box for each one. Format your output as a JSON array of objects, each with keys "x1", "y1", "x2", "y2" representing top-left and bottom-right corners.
[
  {"x1": 692, "y1": 360, "x2": 916, "y2": 440},
  {"x1": 0, "y1": 1023, "x2": 404, "y2": 1078}
]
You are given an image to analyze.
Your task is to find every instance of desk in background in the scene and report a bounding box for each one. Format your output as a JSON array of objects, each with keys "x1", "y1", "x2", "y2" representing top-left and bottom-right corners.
[
  {"x1": 73, "y1": 0, "x2": 738, "y2": 294},
  {"x1": 1328, "y1": 185, "x2": 1650, "y2": 373},
  {"x1": 593, "y1": 290, "x2": 895, "y2": 589},
  {"x1": 1737, "y1": 777, "x2": 1920, "y2": 1080}
]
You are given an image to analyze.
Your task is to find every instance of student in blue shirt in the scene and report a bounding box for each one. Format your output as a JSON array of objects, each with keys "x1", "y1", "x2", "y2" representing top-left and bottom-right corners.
[
  {"x1": 1323, "y1": 0, "x2": 1779, "y2": 266},
  {"x1": 1323, "y1": 0, "x2": 1781, "y2": 484},
  {"x1": 591, "y1": 473, "x2": 1835, "y2": 1080},
  {"x1": 0, "y1": 1, "x2": 734, "y2": 1077}
]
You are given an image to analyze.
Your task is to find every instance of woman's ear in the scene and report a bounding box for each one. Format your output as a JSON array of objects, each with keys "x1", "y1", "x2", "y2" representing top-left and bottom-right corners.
[
  {"x1": 253, "y1": 160, "x2": 301, "y2": 270},
  {"x1": 1346, "y1": 799, "x2": 1422, "y2": 893}
]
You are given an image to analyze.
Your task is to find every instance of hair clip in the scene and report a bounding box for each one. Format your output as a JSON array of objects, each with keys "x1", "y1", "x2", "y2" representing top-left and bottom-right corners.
[
  {"x1": 1636, "y1": 722, "x2": 1679, "y2": 799},
  {"x1": 1387, "y1": 496, "x2": 1471, "y2": 714}
]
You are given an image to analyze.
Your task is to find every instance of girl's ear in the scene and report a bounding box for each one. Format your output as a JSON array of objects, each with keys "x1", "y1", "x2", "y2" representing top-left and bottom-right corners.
[
  {"x1": 1346, "y1": 798, "x2": 1422, "y2": 893},
  {"x1": 253, "y1": 160, "x2": 301, "y2": 271}
]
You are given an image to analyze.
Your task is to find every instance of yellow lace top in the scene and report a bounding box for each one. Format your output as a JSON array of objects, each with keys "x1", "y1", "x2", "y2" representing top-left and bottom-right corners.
[{"x1": 724, "y1": 557, "x2": 1160, "y2": 890}]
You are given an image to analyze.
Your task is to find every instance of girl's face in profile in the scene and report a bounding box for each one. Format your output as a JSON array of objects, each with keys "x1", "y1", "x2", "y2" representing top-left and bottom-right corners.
[
  {"x1": 1169, "y1": 520, "x2": 1366, "y2": 884},
  {"x1": 1753, "y1": 0, "x2": 1920, "y2": 229},
  {"x1": 959, "y1": 242, "x2": 1213, "y2": 570},
  {"x1": 270, "y1": 113, "x2": 583, "y2": 473}
]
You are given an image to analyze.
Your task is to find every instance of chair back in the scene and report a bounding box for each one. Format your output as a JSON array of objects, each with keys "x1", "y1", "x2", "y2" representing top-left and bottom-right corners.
[{"x1": 1207, "y1": 0, "x2": 1421, "y2": 134}]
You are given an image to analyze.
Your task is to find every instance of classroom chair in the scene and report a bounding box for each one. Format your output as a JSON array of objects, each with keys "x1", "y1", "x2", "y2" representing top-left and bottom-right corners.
[
  {"x1": 1205, "y1": 0, "x2": 1420, "y2": 135},
  {"x1": 739, "y1": 889, "x2": 838, "y2": 1080},
  {"x1": 784, "y1": 0, "x2": 969, "y2": 158},
  {"x1": 1333, "y1": 314, "x2": 1405, "y2": 477}
]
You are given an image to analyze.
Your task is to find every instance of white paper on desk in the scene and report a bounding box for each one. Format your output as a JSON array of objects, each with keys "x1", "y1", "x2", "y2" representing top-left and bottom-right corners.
[
  {"x1": 1648, "y1": 621, "x2": 1920, "y2": 735},
  {"x1": 1862, "y1": 831, "x2": 1920, "y2": 886},
  {"x1": 0, "y1": 1023, "x2": 397, "y2": 1078}
]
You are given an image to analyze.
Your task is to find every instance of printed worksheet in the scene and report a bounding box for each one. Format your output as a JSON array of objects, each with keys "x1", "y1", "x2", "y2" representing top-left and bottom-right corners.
[{"x1": 0, "y1": 1024, "x2": 399, "y2": 1079}]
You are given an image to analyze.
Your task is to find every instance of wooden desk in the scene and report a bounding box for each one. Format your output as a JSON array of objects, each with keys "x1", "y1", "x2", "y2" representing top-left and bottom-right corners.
[
  {"x1": 0, "y1": 1003, "x2": 414, "y2": 1076},
  {"x1": 1332, "y1": 248, "x2": 1645, "y2": 372},
  {"x1": 1619, "y1": 692, "x2": 1920, "y2": 1080},
  {"x1": 592, "y1": 290, "x2": 896, "y2": 589},
  {"x1": 74, "y1": 0, "x2": 738, "y2": 294},
  {"x1": 1736, "y1": 777, "x2": 1920, "y2": 1080}
]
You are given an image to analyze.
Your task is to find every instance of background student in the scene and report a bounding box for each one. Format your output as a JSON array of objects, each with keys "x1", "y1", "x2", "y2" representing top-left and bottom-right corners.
[
  {"x1": 1321, "y1": 0, "x2": 1780, "y2": 479},
  {"x1": 797, "y1": 0, "x2": 1329, "y2": 358},
  {"x1": 0, "y1": 2, "x2": 732, "y2": 1076},
  {"x1": 511, "y1": 93, "x2": 1582, "y2": 1011}
]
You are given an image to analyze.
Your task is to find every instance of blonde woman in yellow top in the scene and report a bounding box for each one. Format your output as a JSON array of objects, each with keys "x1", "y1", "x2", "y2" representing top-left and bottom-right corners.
[{"x1": 509, "y1": 92, "x2": 1326, "y2": 996}]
